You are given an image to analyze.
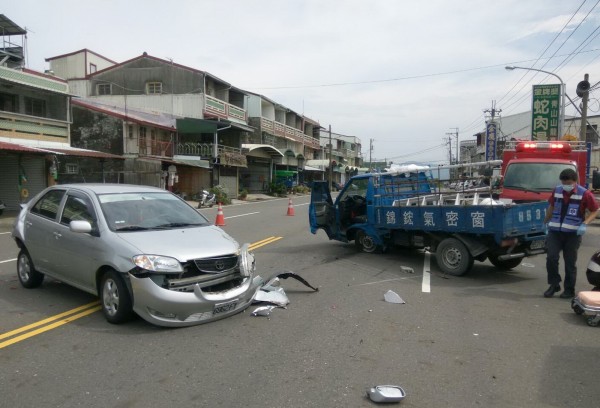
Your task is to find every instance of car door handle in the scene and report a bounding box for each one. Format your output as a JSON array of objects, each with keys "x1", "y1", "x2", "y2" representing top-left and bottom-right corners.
[
  {"x1": 26, "y1": 221, "x2": 32, "y2": 227},
  {"x1": 53, "y1": 232, "x2": 62, "y2": 239}
]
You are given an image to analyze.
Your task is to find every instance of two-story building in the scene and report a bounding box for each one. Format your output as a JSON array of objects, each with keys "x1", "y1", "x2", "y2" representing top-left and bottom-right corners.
[
  {"x1": 0, "y1": 17, "x2": 121, "y2": 210},
  {"x1": 244, "y1": 92, "x2": 321, "y2": 192},
  {"x1": 305, "y1": 129, "x2": 363, "y2": 185}
]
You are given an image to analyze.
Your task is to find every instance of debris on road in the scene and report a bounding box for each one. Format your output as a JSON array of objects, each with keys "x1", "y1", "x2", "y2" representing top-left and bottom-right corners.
[
  {"x1": 384, "y1": 290, "x2": 405, "y2": 304},
  {"x1": 249, "y1": 271, "x2": 319, "y2": 317},
  {"x1": 400, "y1": 266, "x2": 414, "y2": 274},
  {"x1": 251, "y1": 306, "x2": 276, "y2": 317},
  {"x1": 254, "y1": 287, "x2": 290, "y2": 307},
  {"x1": 366, "y1": 385, "x2": 406, "y2": 403},
  {"x1": 263, "y1": 271, "x2": 319, "y2": 292}
]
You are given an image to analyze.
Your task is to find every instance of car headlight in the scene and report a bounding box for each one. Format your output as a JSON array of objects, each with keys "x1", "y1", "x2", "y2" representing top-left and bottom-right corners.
[
  {"x1": 239, "y1": 244, "x2": 255, "y2": 277},
  {"x1": 132, "y1": 255, "x2": 183, "y2": 273}
]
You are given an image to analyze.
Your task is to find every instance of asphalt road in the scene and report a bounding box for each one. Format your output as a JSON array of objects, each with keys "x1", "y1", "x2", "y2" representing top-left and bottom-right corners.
[{"x1": 0, "y1": 195, "x2": 599, "y2": 407}]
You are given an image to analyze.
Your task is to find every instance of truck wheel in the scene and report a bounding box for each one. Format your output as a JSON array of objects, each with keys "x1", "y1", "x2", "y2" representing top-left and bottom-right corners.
[
  {"x1": 355, "y1": 230, "x2": 379, "y2": 253},
  {"x1": 435, "y1": 238, "x2": 473, "y2": 276},
  {"x1": 488, "y1": 254, "x2": 522, "y2": 270}
]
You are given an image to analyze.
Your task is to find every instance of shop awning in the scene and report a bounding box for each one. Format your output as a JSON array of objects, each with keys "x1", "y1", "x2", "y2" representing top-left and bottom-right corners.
[
  {"x1": 0, "y1": 141, "x2": 123, "y2": 159},
  {"x1": 166, "y1": 158, "x2": 210, "y2": 169},
  {"x1": 303, "y1": 165, "x2": 324, "y2": 172},
  {"x1": 242, "y1": 144, "x2": 284, "y2": 158}
]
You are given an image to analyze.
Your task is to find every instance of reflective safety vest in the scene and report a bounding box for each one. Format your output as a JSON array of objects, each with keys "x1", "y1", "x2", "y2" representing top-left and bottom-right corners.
[{"x1": 548, "y1": 185, "x2": 586, "y2": 232}]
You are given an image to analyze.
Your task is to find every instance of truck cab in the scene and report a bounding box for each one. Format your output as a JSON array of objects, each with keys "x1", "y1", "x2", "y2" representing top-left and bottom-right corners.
[
  {"x1": 500, "y1": 141, "x2": 589, "y2": 203},
  {"x1": 310, "y1": 170, "x2": 434, "y2": 251}
]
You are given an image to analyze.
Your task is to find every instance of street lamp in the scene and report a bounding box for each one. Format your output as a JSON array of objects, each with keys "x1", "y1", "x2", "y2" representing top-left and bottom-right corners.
[{"x1": 505, "y1": 66, "x2": 565, "y2": 140}]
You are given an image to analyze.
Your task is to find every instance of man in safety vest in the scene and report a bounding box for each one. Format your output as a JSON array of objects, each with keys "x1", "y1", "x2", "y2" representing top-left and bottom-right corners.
[{"x1": 543, "y1": 168, "x2": 599, "y2": 298}]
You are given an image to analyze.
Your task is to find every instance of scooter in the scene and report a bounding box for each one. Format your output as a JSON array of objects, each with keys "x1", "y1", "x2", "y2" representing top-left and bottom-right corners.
[
  {"x1": 0, "y1": 199, "x2": 5, "y2": 216},
  {"x1": 197, "y1": 190, "x2": 216, "y2": 208}
]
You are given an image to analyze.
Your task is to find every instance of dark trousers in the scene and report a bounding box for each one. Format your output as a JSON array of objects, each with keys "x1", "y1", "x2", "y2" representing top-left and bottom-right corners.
[{"x1": 545, "y1": 230, "x2": 582, "y2": 292}]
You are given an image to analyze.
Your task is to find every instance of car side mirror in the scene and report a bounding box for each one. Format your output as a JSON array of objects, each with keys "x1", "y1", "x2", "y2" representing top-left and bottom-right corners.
[{"x1": 70, "y1": 220, "x2": 92, "y2": 234}]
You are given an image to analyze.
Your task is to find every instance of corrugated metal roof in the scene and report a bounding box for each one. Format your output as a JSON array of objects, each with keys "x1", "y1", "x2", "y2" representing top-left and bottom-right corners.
[
  {"x1": 72, "y1": 98, "x2": 176, "y2": 131},
  {"x1": 0, "y1": 140, "x2": 123, "y2": 159},
  {"x1": 0, "y1": 15, "x2": 27, "y2": 35}
]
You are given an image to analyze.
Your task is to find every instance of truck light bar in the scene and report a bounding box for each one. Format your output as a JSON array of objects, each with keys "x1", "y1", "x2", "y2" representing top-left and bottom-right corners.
[{"x1": 516, "y1": 142, "x2": 572, "y2": 153}]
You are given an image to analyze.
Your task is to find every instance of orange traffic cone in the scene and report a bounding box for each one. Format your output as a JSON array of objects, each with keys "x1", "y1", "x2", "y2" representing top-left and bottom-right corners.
[
  {"x1": 287, "y1": 198, "x2": 295, "y2": 216},
  {"x1": 215, "y1": 203, "x2": 226, "y2": 226}
]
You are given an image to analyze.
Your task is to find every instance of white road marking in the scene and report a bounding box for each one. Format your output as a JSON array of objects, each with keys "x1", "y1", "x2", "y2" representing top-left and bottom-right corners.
[
  {"x1": 422, "y1": 251, "x2": 431, "y2": 293},
  {"x1": 0, "y1": 258, "x2": 17, "y2": 264},
  {"x1": 225, "y1": 212, "x2": 260, "y2": 219},
  {"x1": 0, "y1": 232, "x2": 12, "y2": 235}
]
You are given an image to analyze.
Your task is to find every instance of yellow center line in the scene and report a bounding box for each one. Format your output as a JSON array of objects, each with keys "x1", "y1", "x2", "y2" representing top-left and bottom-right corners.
[
  {"x1": 249, "y1": 236, "x2": 283, "y2": 251},
  {"x1": 0, "y1": 301, "x2": 100, "y2": 341},
  {"x1": 0, "y1": 306, "x2": 102, "y2": 349},
  {"x1": 0, "y1": 236, "x2": 283, "y2": 349}
]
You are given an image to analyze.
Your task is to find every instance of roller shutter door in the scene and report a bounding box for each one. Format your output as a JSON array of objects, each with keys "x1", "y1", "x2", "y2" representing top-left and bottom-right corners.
[{"x1": 0, "y1": 155, "x2": 20, "y2": 210}]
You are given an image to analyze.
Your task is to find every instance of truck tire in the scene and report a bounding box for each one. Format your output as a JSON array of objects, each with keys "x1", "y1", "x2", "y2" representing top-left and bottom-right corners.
[
  {"x1": 355, "y1": 230, "x2": 379, "y2": 253},
  {"x1": 435, "y1": 238, "x2": 473, "y2": 276},
  {"x1": 488, "y1": 254, "x2": 522, "y2": 270}
]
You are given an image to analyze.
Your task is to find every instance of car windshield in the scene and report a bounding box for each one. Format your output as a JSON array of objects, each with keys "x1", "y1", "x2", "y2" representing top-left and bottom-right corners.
[
  {"x1": 503, "y1": 163, "x2": 577, "y2": 192},
  {"x1": 98, "y1": 192, "x2": 210, "y2": 231}
]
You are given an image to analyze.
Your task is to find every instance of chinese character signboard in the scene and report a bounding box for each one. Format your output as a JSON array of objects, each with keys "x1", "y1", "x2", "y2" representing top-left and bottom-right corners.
[
  {"x1": 531, "y1": 84, "x2": 561, "y2": 140},
  {"x1": 485, "y1": 122, "x2": 497, "y2": 161}
]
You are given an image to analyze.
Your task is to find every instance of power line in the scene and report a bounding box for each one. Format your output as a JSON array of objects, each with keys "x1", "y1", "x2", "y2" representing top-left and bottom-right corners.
[{"x1": 247, "y1": 48, "x2": 600, "y2": 90}]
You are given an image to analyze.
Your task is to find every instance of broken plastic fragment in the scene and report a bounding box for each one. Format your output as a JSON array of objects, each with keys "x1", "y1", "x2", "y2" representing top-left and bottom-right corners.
[
  {"x1": 384, "y1": 290, "x2": 405, "y2": 304},
  {"x1": 263, "y1": 271, "x2": 319, "y2": 292},
  {"x1": 400, "y1": 266, "x2": 414, "y2": 274},
  {"x1": 366, "y1": 385, "x2": 406, "y2": 403},
  {"x1": 254, "y1": 288, "x2": 290, "y2": 307},
  {"x1": 251, "y1": 306, "x2": 276, "y2": 316}
]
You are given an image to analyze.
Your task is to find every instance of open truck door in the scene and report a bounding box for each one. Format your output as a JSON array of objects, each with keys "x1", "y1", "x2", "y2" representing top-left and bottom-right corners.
[{"x1": 309, "y1": 181, "x2": 337, "y2": 239}]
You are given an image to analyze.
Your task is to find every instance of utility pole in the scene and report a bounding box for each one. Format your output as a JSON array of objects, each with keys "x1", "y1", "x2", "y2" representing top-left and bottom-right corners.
[
  {"x1": 579, "y1": 74, "x2": 590, "y2": 141},
  {"x1": 446, "y1": 128, "x2": 459, "y2": 178},
  {"x1": 369, "y1": 138, "x2": 373, "y2": 172},
  {"x1": 328, "y1": 125, "x2": 333, "y2": 191}
]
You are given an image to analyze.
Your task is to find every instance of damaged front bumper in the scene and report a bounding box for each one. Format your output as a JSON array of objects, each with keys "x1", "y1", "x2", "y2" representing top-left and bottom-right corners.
[{"x1": 129, "y1": 273, "x2": 263, "y2": 327}]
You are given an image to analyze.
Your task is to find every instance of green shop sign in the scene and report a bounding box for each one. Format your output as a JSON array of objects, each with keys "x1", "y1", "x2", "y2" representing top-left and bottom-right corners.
[{"x1": 531, "y1": 84, "x2": 561, "y2": 140}]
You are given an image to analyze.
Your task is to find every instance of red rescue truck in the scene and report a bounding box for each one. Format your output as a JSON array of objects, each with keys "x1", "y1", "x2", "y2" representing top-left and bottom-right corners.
[{"x1": 499, "y1": 140, "x2": 590, "y2": 203}]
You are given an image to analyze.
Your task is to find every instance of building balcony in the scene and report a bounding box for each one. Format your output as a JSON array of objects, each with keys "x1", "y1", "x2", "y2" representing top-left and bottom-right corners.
[
  {"x1": 0, "y1": 110, "x2": 69, "y2": 140},
  {"x1": 175, "y1": 142, "x2": 247, "y2": 167},
  {"x1": 204, "y1": 95, "x2": 247, "y2": 122},
  {"x1": 258, "y1": 116, "x2": 320, "y2": 149}
]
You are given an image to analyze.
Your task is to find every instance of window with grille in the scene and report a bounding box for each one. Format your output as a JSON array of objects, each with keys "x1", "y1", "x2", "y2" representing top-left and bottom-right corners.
[
  {"x1": 24, "y1": 97, "x2": 46, "y2": 117},
  {"x1": 146, "y1": 82, "x2": 163, "y2": 95},
  {"x1": 97, "y1": 83, "x2": 111, "y2": 95},
  {"x1": 66, "y1": 163, "x2": 79, "y2": 174}
]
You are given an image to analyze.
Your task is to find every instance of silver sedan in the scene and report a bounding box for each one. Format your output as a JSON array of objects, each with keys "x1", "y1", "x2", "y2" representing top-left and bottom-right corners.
[{"x1": 12, "y1": 184, "x2": 260, "y2": 327}]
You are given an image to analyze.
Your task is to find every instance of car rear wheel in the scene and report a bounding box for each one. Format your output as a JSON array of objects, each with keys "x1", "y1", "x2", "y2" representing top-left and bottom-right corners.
[
  {"x1": 17, "y1": 249, "x2": 44, "y2": 288},
  {"x1": 100, "y1": 270, "x2": 134, "y2": 324},
  {"x1": 435, "y1": 238, "x2": 473, "y2": 276}
]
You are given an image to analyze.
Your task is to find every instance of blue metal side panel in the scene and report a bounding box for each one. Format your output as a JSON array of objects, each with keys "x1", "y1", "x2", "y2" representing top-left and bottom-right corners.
[
  {"x1": 502, "y1": 201, "x2": 547, "y2": 236},
  {"x1": 374, "y1": 201, "x2": 548, "y2": 238}
]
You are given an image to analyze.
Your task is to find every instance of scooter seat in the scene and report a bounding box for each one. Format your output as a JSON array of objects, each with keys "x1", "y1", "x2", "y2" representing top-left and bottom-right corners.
[{"x1": 577, "y1": 291, "x2": 600, "y2": 308}]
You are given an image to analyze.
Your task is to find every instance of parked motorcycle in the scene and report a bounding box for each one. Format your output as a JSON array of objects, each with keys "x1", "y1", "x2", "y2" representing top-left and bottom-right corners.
[
  {"x1": 197, "y1": 189, "x2": 216, "y2": 208},
  {"x1": 0, "y1": 199, "x2": 5, "y2": 216}
]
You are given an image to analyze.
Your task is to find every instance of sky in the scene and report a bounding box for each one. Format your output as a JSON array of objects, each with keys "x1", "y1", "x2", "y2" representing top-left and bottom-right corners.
[{"x1": 5, "y1": 0, "x2": 600, "y2": 164}]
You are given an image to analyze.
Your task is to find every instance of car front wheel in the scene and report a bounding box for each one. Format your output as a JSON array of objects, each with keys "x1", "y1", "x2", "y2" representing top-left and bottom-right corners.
[
  {"x1": 17, "y1": 249, "x2": 44, "y2": 288},
  {"x1": 100, "y1": 270, "x2": 134, "y2": 324}
]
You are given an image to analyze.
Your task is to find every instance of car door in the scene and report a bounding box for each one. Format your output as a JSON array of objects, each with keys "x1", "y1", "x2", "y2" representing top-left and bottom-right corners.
[
  {"x1": 24, "y1": 189, "x2": 67, "y2": 275},
  {"x1": 308, "y1": 181, "x2": 338, "y2": 239},
  {"x1": 55, "y1": 191, "x2": 101, "y2": 291}
]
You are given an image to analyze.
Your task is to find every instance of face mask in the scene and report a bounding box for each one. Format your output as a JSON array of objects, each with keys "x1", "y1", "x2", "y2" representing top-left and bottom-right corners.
[{"x1": 561, "y1": 184, "x2": 574, "y2": 192}]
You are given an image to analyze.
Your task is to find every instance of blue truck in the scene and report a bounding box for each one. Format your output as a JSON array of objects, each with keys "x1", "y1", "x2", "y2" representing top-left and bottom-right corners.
[{"x1": 309, "y1": 168, "x2": 547, "y2": 276}]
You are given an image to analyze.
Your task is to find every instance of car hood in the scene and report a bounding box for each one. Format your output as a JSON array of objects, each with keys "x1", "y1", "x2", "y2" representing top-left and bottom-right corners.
[{"x1": 116, "y1": 225, "x2": 240, "y2": 261}]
